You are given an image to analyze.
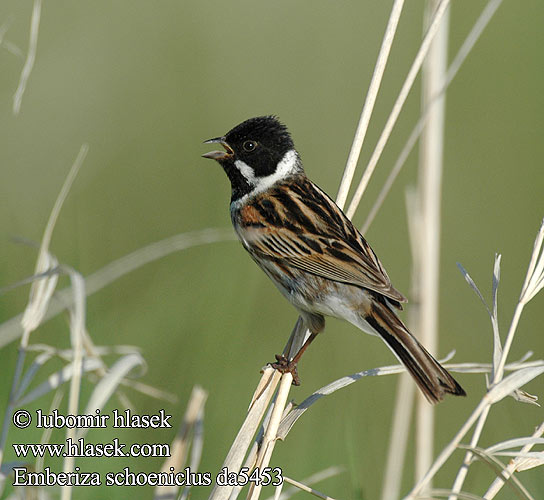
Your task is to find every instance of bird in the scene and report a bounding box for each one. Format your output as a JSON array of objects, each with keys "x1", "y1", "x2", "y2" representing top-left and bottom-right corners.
[{"x1": 203, "y1": 115, "x2": 465, "y2": 404}]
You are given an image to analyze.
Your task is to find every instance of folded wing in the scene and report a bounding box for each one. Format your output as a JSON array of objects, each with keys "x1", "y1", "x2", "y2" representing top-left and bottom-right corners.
[{"x1": 239, "y1": 176, "x2": 407, "y2": 305}]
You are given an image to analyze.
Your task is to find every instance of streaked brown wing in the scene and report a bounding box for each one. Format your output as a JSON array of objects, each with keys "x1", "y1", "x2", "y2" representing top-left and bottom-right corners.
[{"x1": 237, "y1": 176, "x2": 407, "y2": 304}]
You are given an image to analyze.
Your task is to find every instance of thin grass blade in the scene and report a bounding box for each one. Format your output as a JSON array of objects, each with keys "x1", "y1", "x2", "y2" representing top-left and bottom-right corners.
[
  {"x1": 16, "y1": 358, "x2": 102, "y2": 407},
  {"x1": 486, "y1": 366, "x2": 544, "y2": 405}
]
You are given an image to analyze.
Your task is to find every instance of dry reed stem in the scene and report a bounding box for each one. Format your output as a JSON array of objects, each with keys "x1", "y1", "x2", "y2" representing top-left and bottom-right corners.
[
  {"x1": 247, "y1": 374, "x2": 293, "y2": 500},
  {"x1": 0, "y1": 228, "x2": 236, "y2": 349},
  {"x1": 362, "y1": 0, "x2": 504, "y2": 235},
  {"x1": 22, "y1": 145, "x2": 88, "y2": 333},
  {"x1": 12, "y1": 0, "x2": 41, "y2": 115},
  {"x1": 457, "y1": 446, "x2": 534, "y2": 499},
  {"x1": 209, "y1": 318, "x2": 306, "y2": 500},
  {"x1": 237, "y1": 6, "x2": 454, "y2": 495},
  {"x1": 405, "y1": 398, "x2": 490, "y2": 499},
  {"x1": 61, "y1": 271, "x2": 87, "y2": 500},
  {"x1": 483, "y1": 422, "x2": 544, "y2": 499},
  {"x1": 447, "y1": 219, "x2": 544, "y2": 500},
  {"x1": 335, "y1": 0, "x2": 405, "y2": 210},
  {"x1": 79, "y1": 353, "x2": 145, "y2": 438},
  {"x1": 0, "y1": 145, "x2": 87, "y2": 468},
  {"x1": 264, "y1": 466, "x2": 345, "y2": 500},
  {"x1": 379, "y1": 188, "x2": 420, "y2": 499},
  {"x1": 495, "y1": 220, "x2": 544, "y2": 380},
  {"x1": 280, "y1": 476, "x2": 337, "y2": 500},
  {"x1": 415, "y1": 0, "x2": 450, "y2": 489},
  {"x1": 421, "y1": 488, "x2": 490, "y2": 499},
  {"x1": 379, "y1": 3, "x2": 505, "y2": 497},
  {"x1": 208, "y1": 369, "x2": 281, "y2": 500},
  {"x1": 35, "y1": 389, "x2": 64, "y2": 475},
  {"x1": 155, "y1": 386, "x2": 208, "y2": 500},
  {"x1": 447, "y1": 405, "x2": 492, "y2": 500},
  {"x1": 405, "y1": 222, "x2": 544, "y2": 498},
  {"x1": 346, "y1": 0, "x2": 451, "y2": 219},
  {"x1": 380, "y1": 372, "x2": 414, "y2": 500},
  {"x1": 269, "y1": 356, "x2": 541, "y2": 451}
]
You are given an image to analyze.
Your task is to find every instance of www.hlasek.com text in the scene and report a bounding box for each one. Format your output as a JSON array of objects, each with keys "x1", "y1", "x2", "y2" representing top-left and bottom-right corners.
[{"x1": 13, "y1": 437, "x2": 169, "y2": 459}]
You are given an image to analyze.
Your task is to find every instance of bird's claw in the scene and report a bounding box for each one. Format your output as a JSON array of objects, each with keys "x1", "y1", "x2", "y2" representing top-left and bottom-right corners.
[{"x1": 270, "y1": 354, "x2": 301, "y2": 386}]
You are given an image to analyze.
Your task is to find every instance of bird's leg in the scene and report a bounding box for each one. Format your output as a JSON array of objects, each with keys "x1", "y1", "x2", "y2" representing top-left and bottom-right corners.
[{"x1": 271, "y1": 332, "x2": 318, "y2": 386}]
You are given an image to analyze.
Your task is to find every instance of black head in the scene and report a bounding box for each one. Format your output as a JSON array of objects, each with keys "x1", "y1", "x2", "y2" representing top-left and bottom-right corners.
[{"x1": 203, "y1": 116, "x2": 303, "y2": 202}]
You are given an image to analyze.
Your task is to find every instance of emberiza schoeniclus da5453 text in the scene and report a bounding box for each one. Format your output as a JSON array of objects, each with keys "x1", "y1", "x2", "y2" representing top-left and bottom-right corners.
[{"x1": 203, "y1": 116, "x2": 465, "y2": 404}]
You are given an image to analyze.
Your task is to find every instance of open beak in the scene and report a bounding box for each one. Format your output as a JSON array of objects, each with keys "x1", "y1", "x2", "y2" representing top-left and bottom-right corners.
[{"x1": 202, "y1": 137, "x2": 234, "y2": 161}]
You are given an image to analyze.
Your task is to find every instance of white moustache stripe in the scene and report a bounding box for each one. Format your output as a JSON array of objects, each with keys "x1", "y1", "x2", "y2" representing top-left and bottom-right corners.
[
  {"x1": 234, "y1": 149, "x2": 299, "y2": 186},
  {"x1": 232, "y1": 150, "x2": 300, "y2": 207},
  {"x1": 234, "y1": 159, "x2": 256, "y2": 183}
]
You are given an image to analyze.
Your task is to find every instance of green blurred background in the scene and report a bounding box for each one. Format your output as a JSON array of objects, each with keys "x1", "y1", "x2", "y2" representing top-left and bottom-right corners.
[{"x1": 1, "y1": 1, "x2": 543, "y2": 498}]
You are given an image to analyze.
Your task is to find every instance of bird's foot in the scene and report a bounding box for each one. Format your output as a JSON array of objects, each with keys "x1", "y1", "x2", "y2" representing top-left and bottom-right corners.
[{"x1": 270, "y1": 354, "x2": 301, "y2": 386}]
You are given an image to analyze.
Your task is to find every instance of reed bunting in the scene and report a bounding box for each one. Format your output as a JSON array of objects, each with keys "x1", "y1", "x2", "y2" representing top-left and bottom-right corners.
[{"x1": 203, "y1": 116, "x2": 465, "y2": 403}]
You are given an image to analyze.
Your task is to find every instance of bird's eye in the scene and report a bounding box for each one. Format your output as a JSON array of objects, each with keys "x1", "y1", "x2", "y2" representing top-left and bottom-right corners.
[{"x1": 243, "y1": 140, "x2": 257, "y2": 152}]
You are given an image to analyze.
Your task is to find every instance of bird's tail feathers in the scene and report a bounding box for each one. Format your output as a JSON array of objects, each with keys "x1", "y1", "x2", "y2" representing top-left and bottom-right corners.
[{"x1": 365, "y1": 301, "x2": 465, "y2": 404}]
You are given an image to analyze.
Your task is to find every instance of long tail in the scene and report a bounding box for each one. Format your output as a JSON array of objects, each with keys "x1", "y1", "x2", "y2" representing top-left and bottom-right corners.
[{"x1": 365, "y1": 299, "x2": 465, "y2": 404}]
